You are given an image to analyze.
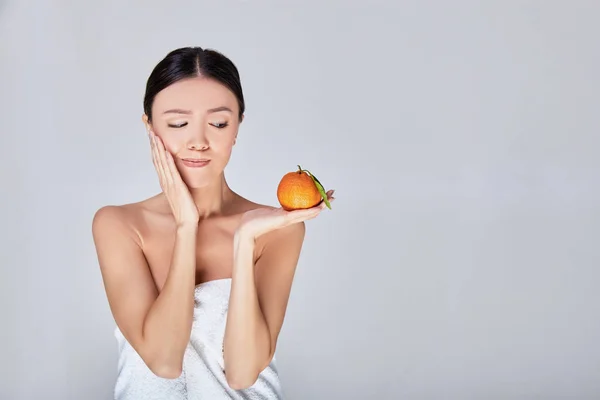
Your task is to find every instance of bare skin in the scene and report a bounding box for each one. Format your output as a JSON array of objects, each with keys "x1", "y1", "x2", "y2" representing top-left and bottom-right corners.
[{"x1": 92, "y1": 76, "x2": 334, "y2": 390}]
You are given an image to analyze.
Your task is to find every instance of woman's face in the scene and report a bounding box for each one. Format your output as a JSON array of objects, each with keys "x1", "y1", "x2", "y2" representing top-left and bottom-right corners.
[{"x1": 143, "y1": 76, "x2": 242, "y2": 189}]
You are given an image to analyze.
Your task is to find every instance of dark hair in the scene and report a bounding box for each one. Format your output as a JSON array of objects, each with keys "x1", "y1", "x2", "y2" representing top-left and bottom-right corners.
[{"x1": 143, "y1": 46, "x2": 245, "y2": 122}]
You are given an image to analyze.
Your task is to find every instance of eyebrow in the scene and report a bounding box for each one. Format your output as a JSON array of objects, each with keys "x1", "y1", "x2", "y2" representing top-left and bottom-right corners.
[
  {"x1": 162, "y1": 106, "x2": 233, "y2": 115},
  {"x1": 207, "y1": 106, "x2": 233, "y2": 114},
  {"x1": 163, "y1": 108, "x2": 192, "y2": 115}
]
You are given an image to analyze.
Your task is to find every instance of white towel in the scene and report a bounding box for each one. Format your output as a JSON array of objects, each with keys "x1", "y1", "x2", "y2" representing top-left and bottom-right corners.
[{"x1": 113, "y1": 278, "x2": 285, "y2": 399}]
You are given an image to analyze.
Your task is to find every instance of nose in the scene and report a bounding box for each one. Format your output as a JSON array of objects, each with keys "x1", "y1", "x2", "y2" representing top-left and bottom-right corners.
[{"x1": 187, "y1": 126, "x2": 210, "y2": 151}]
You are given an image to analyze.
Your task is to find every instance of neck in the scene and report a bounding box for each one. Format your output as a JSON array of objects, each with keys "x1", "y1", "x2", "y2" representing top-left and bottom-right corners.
[{"x1": 187, "y1": 174, "x2": 235, "y2": 218}]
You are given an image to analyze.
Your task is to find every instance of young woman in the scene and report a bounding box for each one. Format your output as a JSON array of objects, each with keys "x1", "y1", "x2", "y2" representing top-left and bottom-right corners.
[{"x1": 92, "y1": 46, "x2": 334, "y2": 399}]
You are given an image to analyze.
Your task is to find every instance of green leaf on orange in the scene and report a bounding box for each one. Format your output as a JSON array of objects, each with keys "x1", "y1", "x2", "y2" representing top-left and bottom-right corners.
[{"x1": 298, "y1": 165, "x2": 331, "y2": 209}]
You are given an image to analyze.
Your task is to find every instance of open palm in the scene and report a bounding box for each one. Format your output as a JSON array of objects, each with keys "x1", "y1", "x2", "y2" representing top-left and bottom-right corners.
[{"x1": 239, "y1": 190, "x2": 335, "y2": 239}]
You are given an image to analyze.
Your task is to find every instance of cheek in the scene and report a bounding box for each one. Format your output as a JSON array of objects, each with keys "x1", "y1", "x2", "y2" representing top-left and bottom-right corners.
[
  {"x1": 159, "y1": 135, "x2": 185, "y2": 154},
  {"x1": 211, "y1": 131, "x2": 237, "y2": 150}
]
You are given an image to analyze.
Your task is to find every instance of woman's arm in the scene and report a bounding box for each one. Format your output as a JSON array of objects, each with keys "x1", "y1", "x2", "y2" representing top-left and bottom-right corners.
[
  {"x1": 92, "y1": 205, "x2": 198, "y2": 379},
  {"x1": 223, "y1": 221, "x2": 306, "y2": 390}
]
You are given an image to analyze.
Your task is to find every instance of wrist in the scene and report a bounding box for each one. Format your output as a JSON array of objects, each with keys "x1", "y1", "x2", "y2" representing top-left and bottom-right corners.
[
  {"x1": 233, "y1": 228, "x2": 256, "y2": 254},
  {"x1": 234, "y1": 226, "x2": 255, "y2": 243},
  {"x1": 176, "y1": 221, "x2": 198, "y2": 232},
  {"x1": 232, "y1": 229, "x2": 256, "y2": 275}
]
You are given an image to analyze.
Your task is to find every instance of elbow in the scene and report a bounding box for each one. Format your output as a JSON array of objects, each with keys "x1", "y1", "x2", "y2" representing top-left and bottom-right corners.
[
  {"x1": 130, "y1": 333, "x2": 186, "y2": 379},
  {"x1": 223, "y1": 339, "x2": 274, "y2": 389},
  {"x1": 147, "y1": 359, "x2": 183, "y2": 380},
  {"x1": 226, "y1": 371, "x2": 260, "y2": 390},
  {"x1": 225, "y1": 354, "x2": 273, "y2": 390}
]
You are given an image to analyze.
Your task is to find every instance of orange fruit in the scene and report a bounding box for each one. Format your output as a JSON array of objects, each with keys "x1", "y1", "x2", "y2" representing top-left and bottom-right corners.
[{"x1": 277, "y1": 165, "x2": 325, "y2": 211}]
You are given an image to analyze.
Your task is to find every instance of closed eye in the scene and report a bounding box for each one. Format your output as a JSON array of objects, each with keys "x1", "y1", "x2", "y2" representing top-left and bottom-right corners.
[{"x1": 167, "y1": 122, "x2": 228, "y2": 129}]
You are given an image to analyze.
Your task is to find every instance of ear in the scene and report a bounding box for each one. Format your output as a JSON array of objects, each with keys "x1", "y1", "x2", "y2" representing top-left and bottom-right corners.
[
  {"x1": 142, "y1": 114, "x2": 151, "y2": 133},
  {"x1": 234, "y1": 114, "x2": 243, "y2": 145}
]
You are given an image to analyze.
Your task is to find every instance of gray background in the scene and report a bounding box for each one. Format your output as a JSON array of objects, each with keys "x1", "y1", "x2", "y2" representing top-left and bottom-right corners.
[{"x1": 1, "y1": 1, "x2": 599, "y2": 399}]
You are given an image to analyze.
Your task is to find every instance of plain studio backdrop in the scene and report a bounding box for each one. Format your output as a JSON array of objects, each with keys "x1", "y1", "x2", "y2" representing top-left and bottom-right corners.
[{"x1": 1, "y1": 1, "x2": 599, "y2": 399}]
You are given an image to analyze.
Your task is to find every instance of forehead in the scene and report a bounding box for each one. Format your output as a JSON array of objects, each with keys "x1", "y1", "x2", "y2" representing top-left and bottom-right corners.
[{"x1": 152, "y1": 76, "x2": 238, "y2": 114}]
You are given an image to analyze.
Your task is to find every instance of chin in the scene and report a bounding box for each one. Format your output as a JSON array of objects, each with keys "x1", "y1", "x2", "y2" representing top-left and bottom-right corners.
[
  {"x1": 177, "y1": 163, "x2": 224, "y2": 189},
  {"x1": 183, "y1": 178, "x2": 214, "y2": 189}
]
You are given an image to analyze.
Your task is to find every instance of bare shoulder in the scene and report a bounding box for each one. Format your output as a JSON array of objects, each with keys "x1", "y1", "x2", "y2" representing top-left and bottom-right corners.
[
  {"x1": 92, "y1": 195, "x2": 164, "y2": 245},
  {"x1": 92, "y1": 203, "x2": 142, "y2": 245},
  {"x1": 91, "y1": 202, "x2": 152, "y2": 287},
  {"x1": 93, "y1": 204, "x2": 132, "y2": 238},
  {"x1": 268, "y1": 220, "x2": 306, "y2": 250},
  {"x1": 91, "y1": 197, "x2": 165, "y2": 364}
]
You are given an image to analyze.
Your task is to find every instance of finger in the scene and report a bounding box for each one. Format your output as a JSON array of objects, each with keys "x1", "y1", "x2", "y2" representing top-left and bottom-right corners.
[
  {"x1": 165, "y1": 151, "x2": 184, "y2": 185},
  {"x1": 152, "y1": 135, "x2": 168, "y2": 187},
  {"x1": 287, "y1": 208, "x2": 322, "y2": 223},
  {"x1": 314, "y1": 196, "x2": 334, "y2": 211},
  {"x1": 288, "y1": 207, "x2": 321, "y2": 217},
  {"x1": 303, "y1": 210, "x2": 323, "y2": 222},
  {"x1": 148, "y1": 130, "x2": 156, "y2": 163},
  {"x1": 164, "y1": 150, "x2": 176, "y2": 176},
  {"x1": 149, "y1": 132, "x2": 164, "y2": 185},
  {"x1": 154, "y1": 134, "x2": 172, "y2": 186}
]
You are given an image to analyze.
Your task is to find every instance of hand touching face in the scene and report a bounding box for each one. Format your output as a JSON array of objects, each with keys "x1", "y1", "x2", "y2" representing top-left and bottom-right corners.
[{"x1": 143, "y1": 77, "x2": 242, "y2": 189}]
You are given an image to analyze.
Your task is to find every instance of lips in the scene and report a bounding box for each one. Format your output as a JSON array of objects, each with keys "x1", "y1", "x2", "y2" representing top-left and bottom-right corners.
[{"x1": 180, "y1": 158, "x2": 211, "y2": 168}]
